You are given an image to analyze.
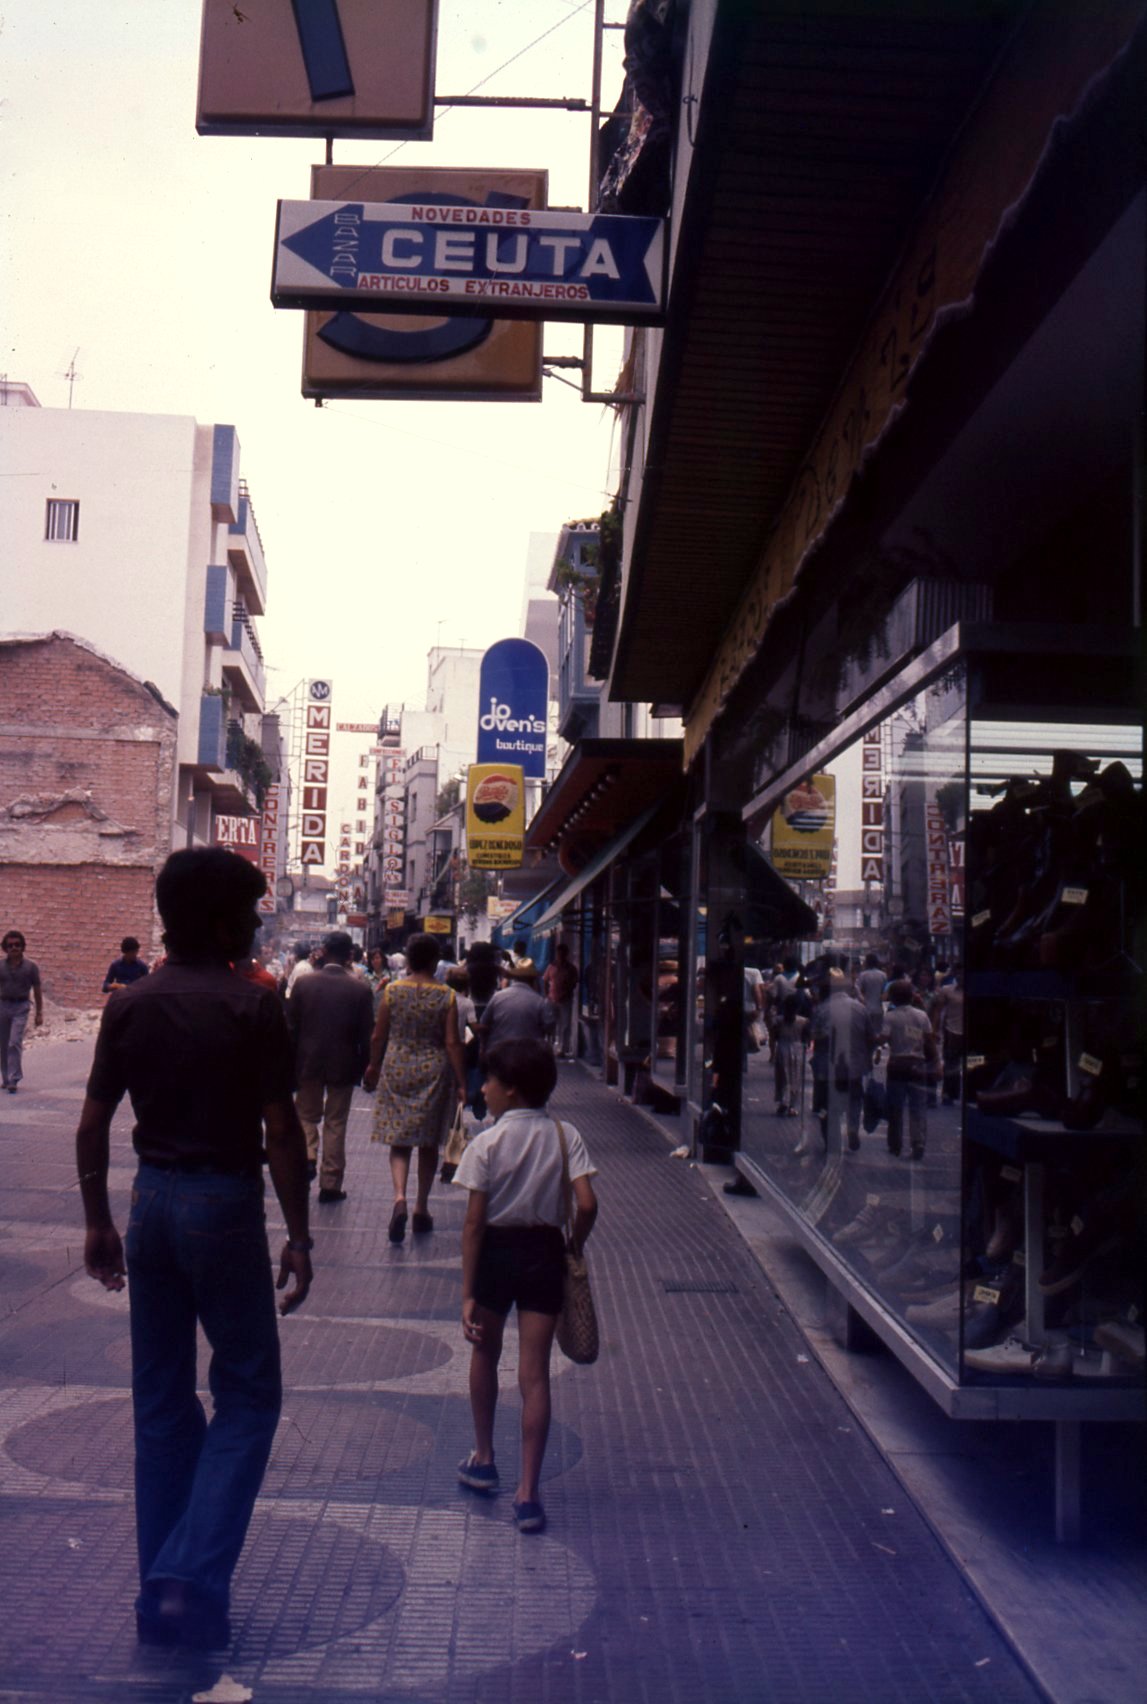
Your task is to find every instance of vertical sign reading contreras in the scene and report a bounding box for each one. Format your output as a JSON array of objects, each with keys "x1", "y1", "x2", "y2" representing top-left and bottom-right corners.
[
  {"x1": 258, "y1": 783, "x2": 285, "y2": 912},
  {"x1": 925, "y1": 795, "x2": 951, "y2": 937},
  {"x1": 300, "y1": 679, "x2": 333, "y2": 867}
]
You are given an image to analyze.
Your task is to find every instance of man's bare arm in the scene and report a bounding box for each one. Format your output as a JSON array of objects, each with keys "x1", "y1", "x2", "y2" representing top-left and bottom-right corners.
[
  {"x1": 75, "y1": 1094, "x2": 125, "y2": 1290},
  {"x1": 263, "y1": 1097, "x2": 313, "y2": 1314}
]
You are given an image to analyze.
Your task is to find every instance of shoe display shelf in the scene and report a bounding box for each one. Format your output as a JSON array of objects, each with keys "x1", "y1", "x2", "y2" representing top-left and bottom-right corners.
[{"x1": 734, "y1": 622, "x2": 1143, "y2": 1541}]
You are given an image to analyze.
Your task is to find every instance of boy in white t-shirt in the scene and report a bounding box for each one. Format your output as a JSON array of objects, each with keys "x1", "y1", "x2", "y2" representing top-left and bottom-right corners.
[{"x1": 453, "y1": 1039, "x2": 598, "y2": 1535}]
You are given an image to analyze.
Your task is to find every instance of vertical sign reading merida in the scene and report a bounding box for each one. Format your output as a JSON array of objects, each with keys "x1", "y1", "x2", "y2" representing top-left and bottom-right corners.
[
  {"x1": 476, "y1": 639, "x2": 548, "y2": 779},
  {"x1": 300, "y1": 679, "x2": 333, "y2": 867}
]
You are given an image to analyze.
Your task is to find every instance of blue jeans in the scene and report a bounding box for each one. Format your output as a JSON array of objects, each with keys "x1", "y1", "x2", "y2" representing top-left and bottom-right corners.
[
  {"x1": 886, "y1": 1063, "x2": 927, "y2": 1155},
  {"x1": 125, "y1": 1165, "x2": 282, "y2": 1614}
]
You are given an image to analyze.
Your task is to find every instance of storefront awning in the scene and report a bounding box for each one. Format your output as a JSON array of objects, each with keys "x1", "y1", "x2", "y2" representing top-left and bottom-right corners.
[
  {"x1": 532, "y1": 805, "x2": 659, "y2": 935},
  {"x1": 738, "y1": 842, "x2": 818, "y2": 943},
  {"x1": 526, "y1": 738, "x2": 684, "y2": 854},
  {"x1": 499, "y1": 878, "x2": 564, "y2": 936}
]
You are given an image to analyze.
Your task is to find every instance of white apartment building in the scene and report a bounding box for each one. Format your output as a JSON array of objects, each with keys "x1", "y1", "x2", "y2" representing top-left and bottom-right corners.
[{"x1": 0, "y1": 388, "x2": 274, "y2": 848}]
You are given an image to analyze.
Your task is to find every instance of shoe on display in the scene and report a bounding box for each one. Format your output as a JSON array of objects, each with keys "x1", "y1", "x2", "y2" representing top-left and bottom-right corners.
[
  {"x1": 1031, "y1": 1338, "x2": 1075, "y2": 1380},
  {"x1": 831, "y1": 1202, "x2": 898, "y2": 1248},
  {"x1": 1095, "y1": 1318, "x2": 1146, "y2": 1370},
  {"x1": 904, "y1": 1287, "x2": 963, "y2": 1328},
  {"x1": 1038, "y1": 1230, "x2": 1121, "y2": 1296},
  {"x1": 985, "y1": 1203, "x2": 1022, "y2": 1265},
  {"x1": 964, "y1": 1333, "x2": 1037, "y2": 1376},
  {"x1": 963, "y1": 1301, "x2": 1005, "y2": 1350}
]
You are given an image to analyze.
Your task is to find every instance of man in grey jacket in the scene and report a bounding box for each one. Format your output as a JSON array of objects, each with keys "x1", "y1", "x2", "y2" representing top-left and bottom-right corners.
[
  {"x1": 478, "y1": 964, "x2": 555, "y2": 1065},
  {"x1": 288, "y1": 932, "x2": 374, "y2": 1202}
]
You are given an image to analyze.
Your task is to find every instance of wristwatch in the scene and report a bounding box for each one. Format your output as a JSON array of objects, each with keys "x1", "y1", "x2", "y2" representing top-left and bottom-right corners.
[{"x1": 287, "y1": 1236, "x2": 314, "y2": 1253}]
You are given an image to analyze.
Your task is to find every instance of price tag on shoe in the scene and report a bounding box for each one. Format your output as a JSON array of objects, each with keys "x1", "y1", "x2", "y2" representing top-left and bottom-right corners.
[
  {"x1": 1061, "y1": 887, "x2": 1089, "y2": 905},
  {"x1": 1078, "y1": 1053, "x2": 1103, "y2": 1076},
  {"x1": 973, "y1": 1285, "x2": 1001, "y2": 1306}
]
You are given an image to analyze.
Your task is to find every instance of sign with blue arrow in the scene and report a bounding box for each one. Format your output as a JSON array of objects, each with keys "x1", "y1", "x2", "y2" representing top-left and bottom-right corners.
[{"x1": 273, "y1": 200, "x2": 666, "y2": 324}]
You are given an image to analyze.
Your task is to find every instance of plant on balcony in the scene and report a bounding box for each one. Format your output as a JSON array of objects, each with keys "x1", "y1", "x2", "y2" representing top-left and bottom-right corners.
[
  {"x1": 554, "y1": 505, "x2": 621, "y2": 629},
  {"x1": 226, "y1": 724, "x2": 274, "y2": 808}
]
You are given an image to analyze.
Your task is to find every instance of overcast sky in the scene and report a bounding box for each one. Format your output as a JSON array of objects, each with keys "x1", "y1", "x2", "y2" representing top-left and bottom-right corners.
[{"x1": 3, "y1": 0, "x2": 626, "y2": 760}]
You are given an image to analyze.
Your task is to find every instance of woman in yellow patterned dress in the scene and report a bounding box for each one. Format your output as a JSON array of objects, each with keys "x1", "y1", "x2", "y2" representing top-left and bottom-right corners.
[{"x1": 364, "y1": 934, "x2": 466, "y2": 1243}]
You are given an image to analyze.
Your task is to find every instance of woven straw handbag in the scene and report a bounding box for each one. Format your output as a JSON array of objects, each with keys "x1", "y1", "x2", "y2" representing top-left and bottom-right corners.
[{"x1": 554, "y1": 1119, "x2": 599, "y2": 1365}]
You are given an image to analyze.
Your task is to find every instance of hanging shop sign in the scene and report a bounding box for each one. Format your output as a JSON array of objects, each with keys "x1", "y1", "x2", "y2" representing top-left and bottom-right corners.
[
  {"x1": 860, "y1": 733, "x2": 885, "y2": 886},
  {"x1": 300, "y1": 678, "x2": 333, "y2": 867},
  {"x1": 487, "y1": 896, "x2": 519, "y2": 921},
  {"x1": 257, "y1": 782, "x2": 285, "y2": 912},
  {"x1": 196, "y1": 0, "x2": 438, "y2": 140},
  {"x1": 423, "y1": 913, "x2": 453, "y2": 934},
  {"x1": 466, "y1": 764, "x2": 525, "y2": 870},
  {"x1": 925, "y1": 796, "x2": 952, "y2": 937},
  {"x1": 770, "y1": 774, "x2": 837, "y2": 880},
  {"x1": 302, "y1": 166, "x2": 546, "y2": 401},
  {"x1": 214, "y1": 813, "x2": 261, "y2": 865},
  {"x1": 476, "y1": 639, "x2": 548, "y2": 778},
  {"x1": 273, "y1": 200, "x2": 665, "y2": 325}
]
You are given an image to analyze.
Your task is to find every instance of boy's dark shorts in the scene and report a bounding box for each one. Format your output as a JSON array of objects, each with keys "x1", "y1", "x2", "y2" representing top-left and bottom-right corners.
[{"x1": 474, "y1": 1224, "x2": 565, "y2": 1318}]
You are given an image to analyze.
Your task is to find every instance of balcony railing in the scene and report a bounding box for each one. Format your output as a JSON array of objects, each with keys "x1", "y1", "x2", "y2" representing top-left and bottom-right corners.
[
  {"x1": 227, "y1": 481, "x2": 268, "y2": 615},
  {"x1": 223, "y1": 606, "x2": 266, "y2": 708}
]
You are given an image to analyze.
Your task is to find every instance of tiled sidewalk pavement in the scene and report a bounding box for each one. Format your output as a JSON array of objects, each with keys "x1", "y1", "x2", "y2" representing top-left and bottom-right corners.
[{"x1": 0, "y1": 1040, "x2": 1045, "y2": 1703}]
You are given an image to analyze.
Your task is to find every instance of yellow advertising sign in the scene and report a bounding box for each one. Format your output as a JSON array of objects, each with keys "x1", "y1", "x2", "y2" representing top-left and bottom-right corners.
[
  {"x1": 771, "y1": 774, "x2": 836, "y2": 879},
  {"x1": 303, "y1": 165, "x2": 545, "y2": 402},
  {"x1": 466, "y1": 764, "x2": 525, "y2": 870},
  {"x1": 423, "y1": 914, "x2": 453, "y2": 935}
]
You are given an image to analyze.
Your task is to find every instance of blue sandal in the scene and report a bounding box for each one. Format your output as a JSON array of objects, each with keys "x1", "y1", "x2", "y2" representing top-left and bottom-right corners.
[{"x1": 512, "y1": 1499, "x2": 546, "y2": 1533}]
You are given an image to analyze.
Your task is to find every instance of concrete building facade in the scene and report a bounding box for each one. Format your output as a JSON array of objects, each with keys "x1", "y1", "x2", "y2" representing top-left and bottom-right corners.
[{"x1": 0, "y1": 390, "x2": 273, "y2": 849}]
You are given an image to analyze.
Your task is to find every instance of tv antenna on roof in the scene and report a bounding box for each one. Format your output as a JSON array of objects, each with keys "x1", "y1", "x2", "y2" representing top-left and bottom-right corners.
[{"x1": 62, "y1": 349, "x2": 82, "y2": 408}]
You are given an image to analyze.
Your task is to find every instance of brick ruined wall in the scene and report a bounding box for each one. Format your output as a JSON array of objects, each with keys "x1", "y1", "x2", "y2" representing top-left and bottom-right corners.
[{"x1": 0, "y1": 635, "x2": 178, "y2": 1008}]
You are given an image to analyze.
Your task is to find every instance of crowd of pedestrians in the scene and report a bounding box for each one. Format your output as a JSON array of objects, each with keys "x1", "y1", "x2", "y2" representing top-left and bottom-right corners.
[
  {"x1": 61, "y1": 853, "x2": 596, "y2": 1654},
  {"x1": 751, "y1": 952, "x2": 964, "y2": 1160}
]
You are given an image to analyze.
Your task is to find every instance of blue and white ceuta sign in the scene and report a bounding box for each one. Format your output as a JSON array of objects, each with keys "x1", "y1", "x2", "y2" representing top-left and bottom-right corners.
[
  {"x1": 272, "y1": 200, "x2": 665, "y2": 325},
  {"x1": 477, "y1": 640, "x2": 549, "y2": 779}
]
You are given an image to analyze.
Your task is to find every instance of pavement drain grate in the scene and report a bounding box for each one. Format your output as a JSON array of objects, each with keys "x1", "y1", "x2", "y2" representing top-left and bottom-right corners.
[{"x1": 661, "y1": 1279, "x2": 739, "y2": 1294}]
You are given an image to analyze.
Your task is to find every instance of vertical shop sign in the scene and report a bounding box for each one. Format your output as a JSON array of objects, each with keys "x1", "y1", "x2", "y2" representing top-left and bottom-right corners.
[
  {"x1": 925, "y1": 796, "x2": 952, "y2": 937},
  {"x1": 948, "y1": 835, "x2": 966, "y2": 919},
  {"x1": 860, "y1": 730, "x2": 884, "y2": 884},
  {"x1": 300, "y1": 678, "x2": 333, "y2": 866},
  {"x1": 258, "y1": 782, "x2": 284, "y2": 911},
  {"x1": 382, "y1": 747, "x2": 406, "y2": 908},
  {"x1": 476, "y1": 639, "x2": 549, "y2": 778}
]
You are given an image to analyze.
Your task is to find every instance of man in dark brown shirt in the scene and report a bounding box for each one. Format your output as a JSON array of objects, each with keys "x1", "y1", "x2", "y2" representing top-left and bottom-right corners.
[
  {"x1": 75, "y1": 847, "x2": 312, "y2": 1651},
  {"x1": 287, "y1": 930, "x2": 374, "y2": 1202}
]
